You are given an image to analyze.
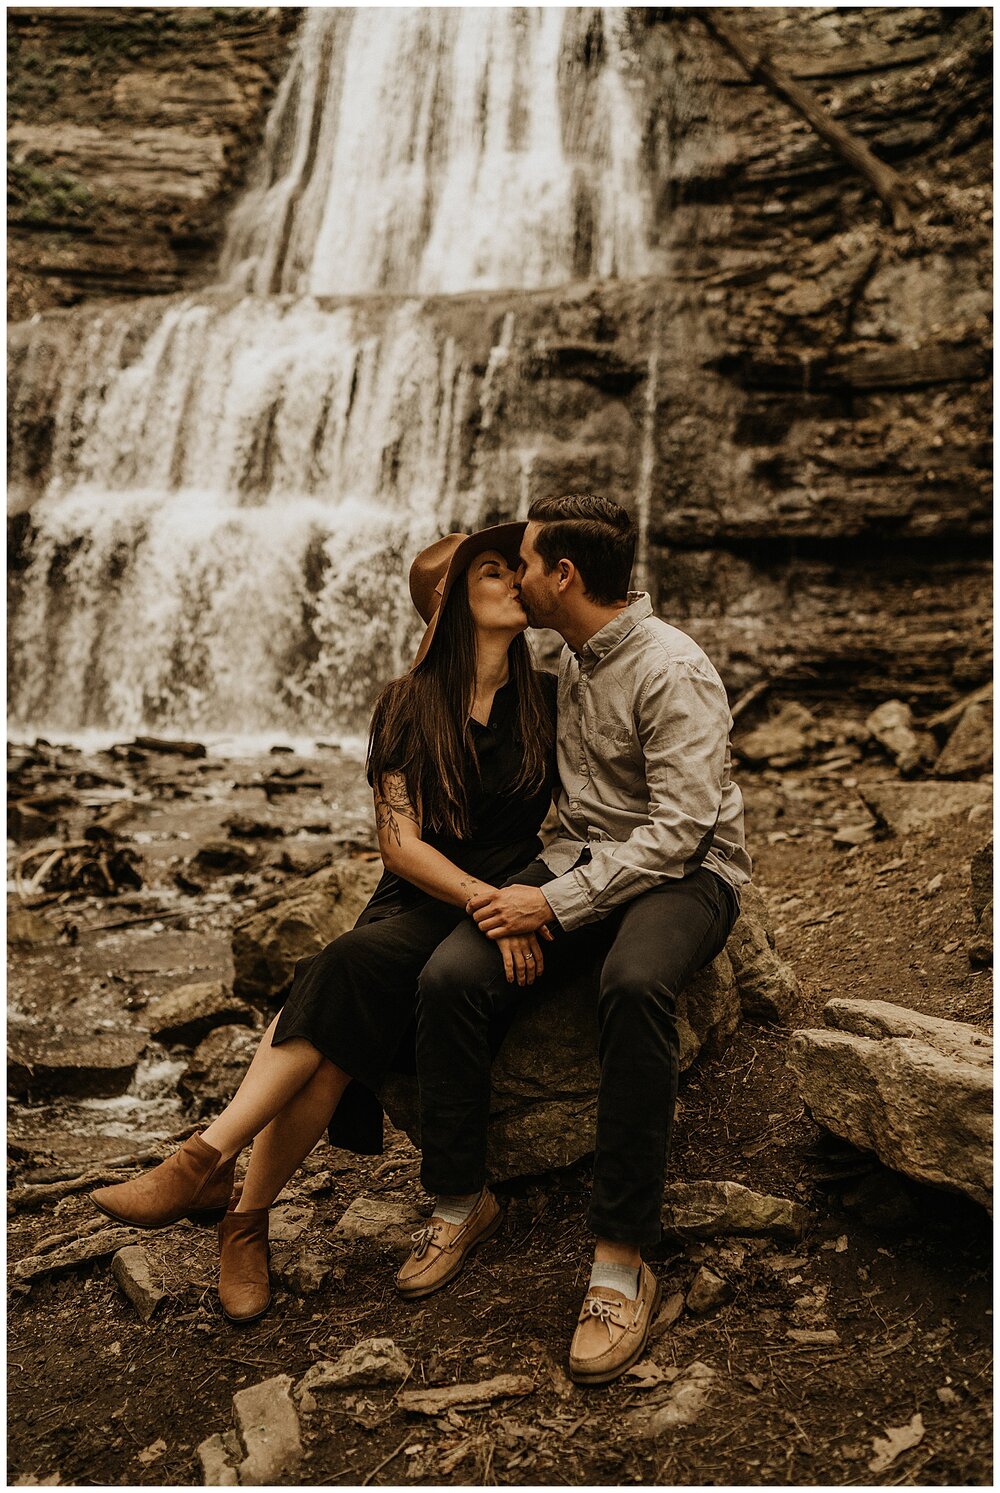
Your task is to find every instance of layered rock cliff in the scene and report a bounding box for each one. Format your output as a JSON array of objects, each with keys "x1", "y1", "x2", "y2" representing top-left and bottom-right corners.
[
  {"x1": 7, "y1": 7, "x2": 992, "y2": 724},
  {"x1": 7, "y1": 6, "x2": 298, "y2": 317}
]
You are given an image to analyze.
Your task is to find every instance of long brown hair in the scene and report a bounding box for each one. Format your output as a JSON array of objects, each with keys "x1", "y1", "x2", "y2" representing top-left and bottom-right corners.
[{"x1": 367, "y1": 575, "x2": 552, "y2": 839}]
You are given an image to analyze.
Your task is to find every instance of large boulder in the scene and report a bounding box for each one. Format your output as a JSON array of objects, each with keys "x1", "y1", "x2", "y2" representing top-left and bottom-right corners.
[
  {"x1": 143, "y1": 980, "x2": 253, "y2": 1046},
  {"x1": 726, "y1": 883, "x2": 800, "y2": 1023},
  {"x1": 8, "y1": 1029, "x2": 146, "y2": 1099},
  {"x1": 231, "y1": 858, "x2": 382, "y2": 1004},
  {"x1": 787, "y1": 999, "x2": 991, "y2": 1211},
  {"x1": 380, "y1": 949, "x2": 740, "y2": 1182}
]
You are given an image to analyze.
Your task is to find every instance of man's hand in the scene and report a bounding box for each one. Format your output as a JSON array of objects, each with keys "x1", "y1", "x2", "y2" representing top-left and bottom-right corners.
[
  {"x1": 467, "y1": 885, "x2": 556, "y2": 939},
  {"x1": 496, "y1": 933, "x2": 548, "y2": 985}
]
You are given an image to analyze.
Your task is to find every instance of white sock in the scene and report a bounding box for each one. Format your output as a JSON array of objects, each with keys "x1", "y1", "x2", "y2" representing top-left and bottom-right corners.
[
  {"x1": 589, "y1": 1260, "x2": 640, "y2": 1299},
  {"x1": 433, "y1": 1192, "x2": 479, "y2": 1226}
]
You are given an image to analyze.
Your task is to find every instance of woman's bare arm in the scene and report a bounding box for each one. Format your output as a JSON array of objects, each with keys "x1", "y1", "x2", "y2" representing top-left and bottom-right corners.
[
  {"x1": 372, "y1": 772, "x2": 547, "y2": 984},
  {"x1": 373, "y1": 772, "x2": 494, "y2": 910}
]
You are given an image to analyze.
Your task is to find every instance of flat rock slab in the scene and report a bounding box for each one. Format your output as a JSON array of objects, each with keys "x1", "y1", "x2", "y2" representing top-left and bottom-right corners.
[
  {"x1": 13, "y1": 1226, "x2": 145, "y2": 1286},
  {"x1": 331, "y1": 1196, "x2": 423, "y2": 1252},
  {"x1": 8, "y1": 1030, "x2": 147, "y2": 1099},
  {"x1": 788, "y1": 998, "x2": 992, "y2": 1210},
  {"x1": 663, "y1": 1180, "x2": 812, "y2": 1241},
  {"x1": 859, "y1": 781, "x2": 991, "y2": 837}
]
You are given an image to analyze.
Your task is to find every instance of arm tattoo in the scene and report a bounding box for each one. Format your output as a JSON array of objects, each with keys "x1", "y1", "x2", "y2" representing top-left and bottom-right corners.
[{"x1": 374, "y1": 772, "x2": 418, "y2": 849}]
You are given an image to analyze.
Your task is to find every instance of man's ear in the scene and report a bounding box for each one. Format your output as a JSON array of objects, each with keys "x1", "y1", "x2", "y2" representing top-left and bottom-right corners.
[{"x1": 556, "y1": 559, "x2": 575, "y2": 593}]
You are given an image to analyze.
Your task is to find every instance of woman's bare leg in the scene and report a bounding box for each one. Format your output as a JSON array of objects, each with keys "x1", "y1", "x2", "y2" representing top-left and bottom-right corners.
[
  {"x1": 200, "y1": 1014, "x2": 329, "y2": 1161},
  {"x1": 236, "y1": 1060, "x2": 351, "y2": 1211}
]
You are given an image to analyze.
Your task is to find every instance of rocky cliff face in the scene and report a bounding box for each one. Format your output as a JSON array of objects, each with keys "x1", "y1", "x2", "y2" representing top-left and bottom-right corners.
[
  {"x1": 7, "y1": 7, "x2": 992, "y2": 717},
  {"x1": 7, "y1": 6, "x2": 298, "y2": 318}
]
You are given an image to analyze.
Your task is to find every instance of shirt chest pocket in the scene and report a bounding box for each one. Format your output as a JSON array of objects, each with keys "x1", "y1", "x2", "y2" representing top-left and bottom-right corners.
[{"x1": 591, "y1": 714, "x2": 635, "y2": 752}]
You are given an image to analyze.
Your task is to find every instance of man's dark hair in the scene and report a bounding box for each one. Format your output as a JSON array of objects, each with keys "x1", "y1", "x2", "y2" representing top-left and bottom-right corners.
[{"x1": 527, "y1": 494, "x2": 637, "y2": 605}]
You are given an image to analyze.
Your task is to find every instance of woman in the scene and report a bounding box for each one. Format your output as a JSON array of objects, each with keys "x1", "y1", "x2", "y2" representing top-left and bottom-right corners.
[{"x1": 90, "y1": 522, "x2": 557, "y2": 1323}]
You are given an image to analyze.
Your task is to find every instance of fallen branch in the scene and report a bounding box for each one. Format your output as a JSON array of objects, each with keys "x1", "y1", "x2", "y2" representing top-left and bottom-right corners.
[{"x1": 691, "y1": 8, "x2": 914, "y2": 231}]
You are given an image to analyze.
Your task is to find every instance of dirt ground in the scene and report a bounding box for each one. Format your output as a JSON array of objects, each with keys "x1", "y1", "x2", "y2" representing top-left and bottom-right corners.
[{"x1": 7, "y1": 740, "x2": 993, "y2": 1487}]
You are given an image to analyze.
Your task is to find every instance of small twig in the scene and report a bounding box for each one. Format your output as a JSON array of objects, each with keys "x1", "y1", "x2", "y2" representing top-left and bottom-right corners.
[{"x1": 361, "y1": 1434, "x2": 413, "y2": 1487}]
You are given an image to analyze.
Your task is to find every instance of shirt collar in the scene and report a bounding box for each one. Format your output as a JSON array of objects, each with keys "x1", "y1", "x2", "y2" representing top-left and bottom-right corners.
[{"x1": 577, "y1": 592, "x2": 652, "y2": 665}]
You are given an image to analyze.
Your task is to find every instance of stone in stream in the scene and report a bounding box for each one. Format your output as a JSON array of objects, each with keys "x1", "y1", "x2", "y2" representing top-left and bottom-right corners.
[
  {"x1": 130, "y1": 735, "x2": 207, "y2": 758},
  {"x1": 192, "y1": 840, "x2": 258, "y2": 875},
  {"x1": 8, "y1": 797, "x2": 61, "y2": 842},
  {"x1": 143, "y1": 981, "x2": 253, "y2": 1046},
  {"x1": 663, "y1": 1181, "x2": 813, "y2": 1241},
  {"x1": 865, "y1": 700, "x2": 937, "y2": 775},
  {"x1": 111, "y1": 1244, "x2": 166, "y2": 1321},
  {"x1": 180, "y1": 1025, "x2": 260, "y2": 1113},
  {"x1": 8, "y1": 1029, "x2": 147, "y2": 1099},
  {"x1": 787, "y1": 998, "x2": 992, "y2": 1210},
  {"x1": 7, "y1": 908, "x2": 61, "y2": 946},
  {"x1": 231, "y1": 860, "x2": 382, "y2": 1004},
  {"x1": 934, "y1": 700, "x2": 992, "y2": 778}
]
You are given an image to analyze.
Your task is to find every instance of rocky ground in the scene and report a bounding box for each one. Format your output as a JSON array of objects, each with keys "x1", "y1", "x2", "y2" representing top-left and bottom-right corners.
[{"x1": 7, "y1": 689, "x2": 993, "y2": 1487}]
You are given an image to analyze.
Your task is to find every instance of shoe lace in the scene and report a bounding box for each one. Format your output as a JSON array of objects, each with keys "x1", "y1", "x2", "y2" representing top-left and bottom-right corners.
[
  {"x1": 583, "y1": 1296, "x2": 626, "y2": 1339},
  {"x1": 410, "y1": 1223, "x2": 439, "y2": 1260}
]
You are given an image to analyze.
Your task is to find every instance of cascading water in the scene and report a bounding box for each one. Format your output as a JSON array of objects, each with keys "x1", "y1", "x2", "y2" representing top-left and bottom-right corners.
[{"x1": 8, "y1": 7, "x2": 659, "y2": 737}]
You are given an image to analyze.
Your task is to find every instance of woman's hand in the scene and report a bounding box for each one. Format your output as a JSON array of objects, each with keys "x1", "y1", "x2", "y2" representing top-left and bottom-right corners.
[{"x1": 495, "y1": 933, "x2": 547, "y2": 986}]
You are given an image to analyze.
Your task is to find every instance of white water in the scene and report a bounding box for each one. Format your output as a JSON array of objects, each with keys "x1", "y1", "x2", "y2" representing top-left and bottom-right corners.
[
  {"x1": 9, "y1": 7, "x2": 659, "y2": 736},
  {"x1": 221, "y1": 8, "x2": 657, "y2": 296}
]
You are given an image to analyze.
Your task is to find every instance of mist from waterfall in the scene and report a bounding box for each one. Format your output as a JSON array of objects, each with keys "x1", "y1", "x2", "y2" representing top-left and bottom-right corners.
[{"x1": 9, "y1": 7, "x2": 658, "y2": 737}]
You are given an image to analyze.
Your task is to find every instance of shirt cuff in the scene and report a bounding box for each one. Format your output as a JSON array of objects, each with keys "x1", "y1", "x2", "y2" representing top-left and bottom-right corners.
[{"x1": 540, "y1": 870, "x2": 594, "y2": 933}]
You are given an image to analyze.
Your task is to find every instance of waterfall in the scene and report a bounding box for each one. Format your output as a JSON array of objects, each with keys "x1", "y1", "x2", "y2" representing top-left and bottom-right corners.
[{"x1": 8, "y1": 7, "x2": 659, "y2": 738}]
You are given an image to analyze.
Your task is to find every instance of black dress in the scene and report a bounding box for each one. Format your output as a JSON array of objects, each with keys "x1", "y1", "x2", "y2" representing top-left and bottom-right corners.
[{"x1": 271, "y1": 670, "x2": 558, "y2": 1155}]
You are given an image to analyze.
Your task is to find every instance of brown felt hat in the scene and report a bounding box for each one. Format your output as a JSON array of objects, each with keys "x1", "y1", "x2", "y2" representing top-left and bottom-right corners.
[{"x1": 409, "y1": 521, "x2": 527, "y2": 668}]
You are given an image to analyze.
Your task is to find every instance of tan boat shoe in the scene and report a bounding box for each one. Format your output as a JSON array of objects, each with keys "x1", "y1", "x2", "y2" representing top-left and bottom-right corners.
[
  {"x1": 395, "y1": 1189, "x2": 502, "y2": 1300},
  {"x1": 568, "y1": 1261, "x2": 662, "y2": 1386}
]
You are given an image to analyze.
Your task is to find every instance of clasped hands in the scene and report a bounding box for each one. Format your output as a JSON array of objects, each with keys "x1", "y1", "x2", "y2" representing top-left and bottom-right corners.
[{"x1": 465, "y1": 885, "x2": 556, "y2": 988}]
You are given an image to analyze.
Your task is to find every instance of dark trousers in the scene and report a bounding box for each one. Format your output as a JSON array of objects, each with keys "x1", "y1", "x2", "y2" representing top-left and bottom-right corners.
[{"x1": 416, "y1": 858, "x2": 738, "y2": 1245}]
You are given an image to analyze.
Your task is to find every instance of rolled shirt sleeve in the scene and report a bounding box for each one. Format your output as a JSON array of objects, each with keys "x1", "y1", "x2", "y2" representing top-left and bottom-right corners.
[{"x1": 542, "y1": 661, "x2": 728, "y2": 932}]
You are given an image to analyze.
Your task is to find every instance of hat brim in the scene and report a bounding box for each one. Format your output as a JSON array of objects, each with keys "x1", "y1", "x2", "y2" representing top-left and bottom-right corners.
[{"x1": 412, "y1": 521, "x2": 527, "y2": 668}]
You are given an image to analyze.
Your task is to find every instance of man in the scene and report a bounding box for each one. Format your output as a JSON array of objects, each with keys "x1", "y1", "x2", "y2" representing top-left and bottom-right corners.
[{"x1": 397, "y1": 494, "x2": 751, "y2": 1385}]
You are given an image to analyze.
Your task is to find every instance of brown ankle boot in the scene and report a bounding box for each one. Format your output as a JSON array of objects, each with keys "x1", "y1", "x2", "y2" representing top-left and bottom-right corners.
[
  {"x1": 218, "y1": 1205, "x2": 271, "y2": 1324},
  {"x1": 89, "y1": 1132, "x2": 236, "y2": 1229}
]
